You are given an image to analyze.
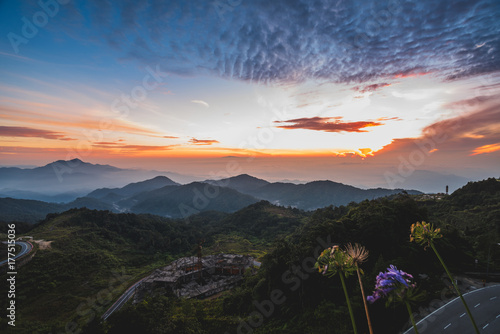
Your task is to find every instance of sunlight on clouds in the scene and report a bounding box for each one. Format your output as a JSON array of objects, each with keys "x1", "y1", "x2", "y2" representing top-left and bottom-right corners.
[
  {"x1": 246, "y1": 75, "x2": 464, "y2": 154},
  {"x1": 463, "y1": 133, "x2": 485, "y2": 139},
  {"x1": 470, "y1": 143, "x2": 500, "y2": 155},
  {"x1": 2, "y1": 71, "x2": 496, "y2": 163}
]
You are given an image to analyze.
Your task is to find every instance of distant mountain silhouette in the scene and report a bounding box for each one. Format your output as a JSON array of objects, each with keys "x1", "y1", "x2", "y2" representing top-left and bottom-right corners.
[
  {"x1": 1, "y1": 159, "x2": 457, "y2": 223},
  {"x1": 0, "y1": 159, "x2": 189, "y2": 202},
  {"x1": 0, "y1": 171, "x2": 427, "y2": 223},
  {"x1": 129, "y1": 182, "x2": 260, "y2": 218},
  {"x1": 87, "y1": 176, "x2": 179, "y2": 201},
  {"x1": 204, "y1": 174, "x2": 270, "y2": 193},
  {"x1": 385, "y1": 170, "x2": 470, "y2": 194},
  {"x1": 205, "y1": 176, "x2": 422, "y2": 211}
]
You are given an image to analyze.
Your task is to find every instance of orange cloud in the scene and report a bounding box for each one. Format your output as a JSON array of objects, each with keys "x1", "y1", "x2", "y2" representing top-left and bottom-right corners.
[
  {"x1": 365, "y1": 95, "x2": 500, "y2": 170},
  {"x1": 91, "y1": 142, "x2": 175, "y2": 152},
  {"x1": 358, "y1": 148, "x2": 373, "y2": 157},
  {"x1": 0, "y1": 146, "x2": 65, "y2": 154},
  {"x1": 470, "y1": 143, "x2": 500, "y2": 155},
  {"x1": 274, "y1": 117, "x2": 384, "y2": 133},
  {"x1": 0, "y1": 86, "x2": 163, "y2": 138},
  {"x1": 331, "y1": 148, "x2": 374, "y2": 158},
  {"x1": 0, "y1": 126, "x2": 75, "y2": 140},
  {"x1": 0, "y1": 105, "x2": 160, "y2": 137}
]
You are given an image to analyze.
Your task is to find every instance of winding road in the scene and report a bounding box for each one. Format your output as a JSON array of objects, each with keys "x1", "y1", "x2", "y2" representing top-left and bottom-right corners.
[
  {"x1": 403, "y1": 285, "x2": 500, "y2": 333},
  {"x1": 0, "y1": 241, "x2": 33, "y2": 266},
  {"x1": 101, "y1": 277, "x2": 146, "y2": 321}
]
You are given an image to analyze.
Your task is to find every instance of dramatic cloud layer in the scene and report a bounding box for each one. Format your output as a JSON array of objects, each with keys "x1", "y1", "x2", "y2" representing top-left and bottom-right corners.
[{"x1": 53, "y1": 0, "x2": 500, "y2": 84}]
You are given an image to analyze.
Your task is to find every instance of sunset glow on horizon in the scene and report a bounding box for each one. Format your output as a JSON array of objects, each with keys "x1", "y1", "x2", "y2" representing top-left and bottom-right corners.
[{"x1": 1, "y1": 0, "x2": 499, "y2": 189}]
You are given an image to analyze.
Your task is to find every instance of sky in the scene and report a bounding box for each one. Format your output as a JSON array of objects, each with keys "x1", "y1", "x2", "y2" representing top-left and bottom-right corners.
[{"x1": 0, "y1": 0, "x2": 499, "y2": 190}]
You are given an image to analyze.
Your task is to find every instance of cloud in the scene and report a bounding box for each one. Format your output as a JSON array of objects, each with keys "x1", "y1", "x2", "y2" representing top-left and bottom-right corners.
[
  {"x1": 422, "y1": 101, "x2": 500, "y2": 144},
  {"x1": 0, "y1": 126, "x2": 75, "y2": 140},
  {"x1": 358, "y1": 148, "x2": 373, "y2": 156},
  {"x1": 377, "y1": 117, "x2": 402, "y2": 122},
  {"x1": 443, "y1": 95, "x2": 497, "y2": 110},
  {"x1": 0, "y1": 102, "x2": 162, "y2": 138},
  {"x1": 189, "y1": 138, "x2": 219, "y2": 145},
  {"x1": 191, "y1": 100, "x2": 210, "y2": 108},
  {"x1": 274, "y1": 117, "x2": 384, "y2": 133},
  {"x1": 163, "y1": 135, "x2": 179, "y2": 139},
  {"x1": 91, "y1": 142, "x2": 174, "y2": 152},
  {"x1": 58, "y1": 0, "x2": 500, "y2": 84},
  {"x1": 393, "y1": 71, "x2": 431, "y2": 79},
  {"x1": 352, "y1": 83, "x2": 391, "y2": 93},
  {"x1": 373, "y1": 95, "x2": 500, "y2": 162},
  {"x1": 0, "y1": 83, "x2": 165, "y2": 139},
  {"x1": 470, "y1": 143, "x2": 500, "y2": 155},
  {"x1": 0, "y1": 146, "x2": 68, "y2": 155}
]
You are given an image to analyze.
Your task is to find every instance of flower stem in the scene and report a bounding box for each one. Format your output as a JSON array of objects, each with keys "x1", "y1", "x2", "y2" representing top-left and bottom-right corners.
[
  {"x1": 356, "y1": 266, "x2": 374, "y2": 334},
  {"x1": 405, "y1": 301, "x2": 419, "y2": 334},
  {"x1": 430, "y1": 242, "x2": 480, "y2": 334},
  {"x1": 339, "y1": 272, "x2": 358, "y2": 334}
]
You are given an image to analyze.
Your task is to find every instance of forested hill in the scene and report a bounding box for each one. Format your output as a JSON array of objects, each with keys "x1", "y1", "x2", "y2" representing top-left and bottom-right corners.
[
  {"x1": 0, "y1": 202, "x2": 307, "y2": 333},
  {"x1": 423, "y1": 177, "x2": 500, "y2": 255}
]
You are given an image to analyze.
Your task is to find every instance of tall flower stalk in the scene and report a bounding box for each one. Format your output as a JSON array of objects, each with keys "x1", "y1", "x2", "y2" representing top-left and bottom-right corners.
[
  {"x1": 367, "y1": 265, "x2": 424, "y2": 334},
  {"x1": 345, "y1": 243, "x2": 374, "y2": 334},
  {"x1": 410, "y1": 221, "x2": 480, "y2": 334},
  {"x1": 315, "y1": 246, "x2": 358, "y2": 334}
]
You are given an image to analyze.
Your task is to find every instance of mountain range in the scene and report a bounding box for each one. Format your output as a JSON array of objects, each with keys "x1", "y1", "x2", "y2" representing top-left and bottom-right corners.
[
  {"x1": 0, "y1": 158, "x2": 196, "y2": 202},
  {"x1": 0, "y1": 160, "x2": 428, "y2": 223}
]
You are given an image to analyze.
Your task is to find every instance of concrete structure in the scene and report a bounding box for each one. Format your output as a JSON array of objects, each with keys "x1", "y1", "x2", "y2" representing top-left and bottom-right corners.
[{"x1": 134, "y1": 254, "x2": 256, "y2": 301}]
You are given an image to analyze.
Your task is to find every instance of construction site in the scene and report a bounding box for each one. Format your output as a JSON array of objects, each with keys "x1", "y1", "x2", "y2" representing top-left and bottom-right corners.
[{"x1": 134, "y1": 253, "x2": 257, "y2": 302}]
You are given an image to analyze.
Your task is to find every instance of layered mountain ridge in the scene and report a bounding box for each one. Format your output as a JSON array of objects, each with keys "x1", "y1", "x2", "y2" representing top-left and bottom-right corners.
[{"x1": 0, "y1": 160, "x2": 426, "y2": 223}]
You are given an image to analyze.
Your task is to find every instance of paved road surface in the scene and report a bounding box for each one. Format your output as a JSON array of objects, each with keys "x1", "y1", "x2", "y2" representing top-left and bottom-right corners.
[
  {"x1": 101, "y1": 278, "x2": 146, "y2": 321},
  {"x1": 403, "y1": 285, "x2": 500, "y2": 333},
  {"x1": 0, "y1": 241, "x2": 33, "y2": 266}
]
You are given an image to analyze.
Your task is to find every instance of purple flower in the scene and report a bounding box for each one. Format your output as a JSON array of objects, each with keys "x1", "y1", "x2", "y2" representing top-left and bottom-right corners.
[{"x1": 367, "y1": 265, "x2": 416, "y2": 304}]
